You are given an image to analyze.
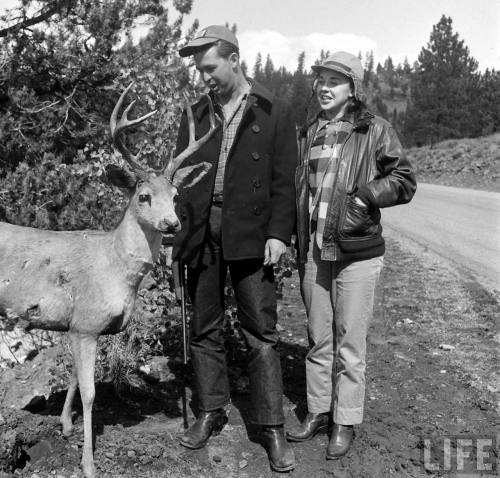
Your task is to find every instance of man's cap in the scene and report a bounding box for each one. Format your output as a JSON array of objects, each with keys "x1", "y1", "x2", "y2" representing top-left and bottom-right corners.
[
  {"x1": 179, "y1": 25, "x2": 239, "y2": 57},
  {"x1": 311, "y1": 51, "x2": 365, "y2": 101}
]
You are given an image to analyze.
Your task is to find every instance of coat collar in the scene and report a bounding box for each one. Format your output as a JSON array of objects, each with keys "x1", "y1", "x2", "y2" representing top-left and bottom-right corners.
[{"x1": 194, "y1": 78, "x2": 273, "y2": 121}]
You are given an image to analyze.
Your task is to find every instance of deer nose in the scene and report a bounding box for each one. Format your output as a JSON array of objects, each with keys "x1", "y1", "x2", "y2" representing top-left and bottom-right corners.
[{"x1": 158, "y1": 219, "x2": 180, "y2": 233}]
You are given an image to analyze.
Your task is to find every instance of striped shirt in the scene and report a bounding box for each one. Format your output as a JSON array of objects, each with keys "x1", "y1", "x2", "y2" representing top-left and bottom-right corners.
[
  {"x1": 309, "y1": 118, "x2": 351, "y2": 248},
  {"x1": 213, "y1": 92, "x2": 249, "y2": 196}
]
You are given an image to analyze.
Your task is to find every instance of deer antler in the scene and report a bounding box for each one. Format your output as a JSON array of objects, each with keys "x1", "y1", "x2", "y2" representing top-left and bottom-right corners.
[
  {"x1": 164, "y1": 93, "x2": 220, "y2": 182},
  {"x1": 110, "y1": 82, "x2": 157, "y2": 172}
]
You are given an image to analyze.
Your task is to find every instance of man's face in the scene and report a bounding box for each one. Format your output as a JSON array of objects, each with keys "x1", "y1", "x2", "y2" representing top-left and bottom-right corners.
[
  {"x1": 315, "y1": 69, "x2": 352, "y2": 115},
  {"x1": 194, "y1": 45, "x2": 237, "y2": 99}
]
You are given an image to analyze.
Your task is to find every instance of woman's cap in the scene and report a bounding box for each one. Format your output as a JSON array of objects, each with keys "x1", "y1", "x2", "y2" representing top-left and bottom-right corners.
[
  {"x1": 311, "y1": 51, "x2": 364, "y2": 81},
  {"x1": 179, "y1": 25, "x2": 239, "y2": 57},
  {"x1": 311, "y1": 51, "x2": 365, "y2": 101}
]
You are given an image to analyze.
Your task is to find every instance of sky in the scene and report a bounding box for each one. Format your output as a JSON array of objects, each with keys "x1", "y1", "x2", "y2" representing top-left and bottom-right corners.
[
  {"x1": 1, "y1": 0, "x2": 499, "y2": 72},
  {"x1": 178, "y1": 0, "x2": 500, "y2": 72}
]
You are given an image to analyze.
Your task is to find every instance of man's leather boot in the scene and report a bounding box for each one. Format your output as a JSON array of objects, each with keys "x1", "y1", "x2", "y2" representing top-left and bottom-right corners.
[
  {"x1": 326, "y1": 424, "x2": 354, "y2": 459},
  {"x1": 180, "y1": 409, "x2": 228, "y2": 449},
  {"x1": 260, "y1": 425, "x2": 296, "y2": 472},
  {"x1": 286, "y1": 412, "x2": 329, "y2": 442}
]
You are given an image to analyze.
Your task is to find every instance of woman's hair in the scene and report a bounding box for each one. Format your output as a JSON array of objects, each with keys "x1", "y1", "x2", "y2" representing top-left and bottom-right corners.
[{"x1": 346, "y1": 95, "x2": 365, "y2": 114}]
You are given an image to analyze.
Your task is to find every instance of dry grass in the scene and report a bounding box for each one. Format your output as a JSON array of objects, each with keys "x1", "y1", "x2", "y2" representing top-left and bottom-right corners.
[{"x1": 407, "y1": 133, "x2": 500, "y2": 192}]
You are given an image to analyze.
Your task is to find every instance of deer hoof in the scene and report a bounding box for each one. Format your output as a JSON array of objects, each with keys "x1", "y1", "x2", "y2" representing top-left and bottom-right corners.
[
  {"x1": 60, "y1": 419, "x2": 73, "y2": 437},
  {"x1": 81, "y1": 461, "x2": 95, "y2": 478}
]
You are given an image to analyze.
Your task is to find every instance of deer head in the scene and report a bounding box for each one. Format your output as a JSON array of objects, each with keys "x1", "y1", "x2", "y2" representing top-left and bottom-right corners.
[{"x1": 108, "y1": 82, "x2": 219, "y2": 233}]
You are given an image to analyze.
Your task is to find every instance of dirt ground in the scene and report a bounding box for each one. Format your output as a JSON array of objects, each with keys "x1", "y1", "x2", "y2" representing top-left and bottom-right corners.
[{"x1": 1, "y1": 229, "x2": 499, "y2": 478}]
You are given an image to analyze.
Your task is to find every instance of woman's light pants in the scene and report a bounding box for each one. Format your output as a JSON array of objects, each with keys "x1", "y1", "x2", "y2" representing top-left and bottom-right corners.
[{"x1": 299, "y1": 240, "x2": 383, "y2": 425}]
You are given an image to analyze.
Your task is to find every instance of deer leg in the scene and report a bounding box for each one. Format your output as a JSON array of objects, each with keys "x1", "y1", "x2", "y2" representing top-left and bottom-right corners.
[
  {"x1": 60, "y1": 363, "x2": 78, "y2": 436},
  {"x1": 70, "y1": 333, "x2": 97, "y2": 478}
]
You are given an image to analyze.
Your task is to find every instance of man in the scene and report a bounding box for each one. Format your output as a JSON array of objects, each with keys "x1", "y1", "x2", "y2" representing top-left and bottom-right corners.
[{"x1": 172, "y1": 25, "x2": 298, "y2": 472}]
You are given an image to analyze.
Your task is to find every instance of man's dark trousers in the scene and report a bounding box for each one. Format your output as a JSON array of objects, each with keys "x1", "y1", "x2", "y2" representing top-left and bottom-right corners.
[{"x1": 186, "y1": 204, "x2": 285, "y2": 425}]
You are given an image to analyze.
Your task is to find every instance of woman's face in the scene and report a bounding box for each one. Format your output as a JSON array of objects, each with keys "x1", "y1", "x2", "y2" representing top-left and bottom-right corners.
[{"x1": 315, "y1": 69, "x2": 353, "y2": 117}]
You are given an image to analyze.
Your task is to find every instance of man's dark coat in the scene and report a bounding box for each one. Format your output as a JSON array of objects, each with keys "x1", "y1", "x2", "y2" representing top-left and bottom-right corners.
[{"x1": 172, "y1": 81, "x2": 298, "y2": 267}]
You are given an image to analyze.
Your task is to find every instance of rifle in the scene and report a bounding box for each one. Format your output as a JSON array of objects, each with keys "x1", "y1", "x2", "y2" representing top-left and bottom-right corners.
[{"x1": 172, "y1": 260, "x2": 188, "y2": 365}]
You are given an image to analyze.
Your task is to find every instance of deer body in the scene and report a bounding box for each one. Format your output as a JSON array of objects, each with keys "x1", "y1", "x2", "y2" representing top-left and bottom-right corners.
[
  {"x1": 0, "y1": 84, "x2": 218, "y2": 478},
  {"x1": 0, "y1": 209, "x2": 159, "y2": 336}
]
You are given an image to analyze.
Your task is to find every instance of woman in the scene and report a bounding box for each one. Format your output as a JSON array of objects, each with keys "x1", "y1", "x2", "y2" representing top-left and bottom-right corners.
[{"x1": 287, "y1": 51, "x2": 416, "y2": 459}]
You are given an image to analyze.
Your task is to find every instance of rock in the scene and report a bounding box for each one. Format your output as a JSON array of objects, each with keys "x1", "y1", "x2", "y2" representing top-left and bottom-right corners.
[
  {"x1": 0, "y1": 327, "x2": 56, "y2": 364},
  {"x1": 138, "y1": 356, "x2": 176, "y2": 383},
  {"x1": 213, "y1": 455, "x2": 222, "y2": 463},
  {"x1": 438, "y1": 343, "x2": 455, "y2": 351},
  {"x1": 1, "y1": 345, "x2": 67, "y2": 410},
  {"x1": 27, "y1": 439, "x2": 54, "y2": 463},
  {"x1": 139, "y1": 455, "x2": 152, "y2": 465},
  {"x1": 239, "y1": 459, "x2": 248, "y2": 468},
  {"x1": 139, "y1": 272, "x2": 157, "y2": 291}
]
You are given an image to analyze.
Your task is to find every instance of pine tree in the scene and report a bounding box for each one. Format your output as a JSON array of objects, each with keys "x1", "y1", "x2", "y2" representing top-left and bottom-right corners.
[
  {"x1": 364, "y1": 51, "x2": 374, "y2": 87},
  {"x1": 383, "y1": 56, "x2": 395, "y2": 88},
  {"x1": 476, "y1": 69, "x2": 500, "y2": 135},
  {"x1": 253, "y1": 52, "x2": 264, "y2": 82},
  {"x1": 403, "y1": 15, "x2": 479, "y2": 146},
  {"x1": 291, "y1": 51, "x2": 310, "y2": 126},
  {"x1": 296, "y1": 51, "x2": 306, "y2": 74},
  {"x1": 264, "y1": 54, "x2": 275, "y2": 83}
]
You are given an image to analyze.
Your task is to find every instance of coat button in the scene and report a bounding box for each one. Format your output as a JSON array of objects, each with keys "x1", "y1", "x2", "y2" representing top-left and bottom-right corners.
[
  {"x1": 251, "y1": 152, "x2": 260, "y2": 161},
  {"x1": 252, "y1": 124, "x2": 261, "y2": 133},
  {"x1": 253, "y1": 206, "x2": 262, "y2": 216},
  {"x1": 252, "y1": 179, "x2": 261, "y2": 188}
]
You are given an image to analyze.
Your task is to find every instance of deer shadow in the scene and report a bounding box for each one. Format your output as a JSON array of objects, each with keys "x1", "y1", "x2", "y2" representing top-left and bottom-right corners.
[{"x1": 26, "y1": 336, "x2": 310, "y2": 444}]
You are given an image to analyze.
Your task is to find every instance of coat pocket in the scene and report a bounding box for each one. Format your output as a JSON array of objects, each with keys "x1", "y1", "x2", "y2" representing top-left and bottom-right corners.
[
  {"x1": 341, "y1": 195, "x2": 379, "y2": 236},
  {"x1": 337, "y1": 195, "x2": 383, "y2": 253}
]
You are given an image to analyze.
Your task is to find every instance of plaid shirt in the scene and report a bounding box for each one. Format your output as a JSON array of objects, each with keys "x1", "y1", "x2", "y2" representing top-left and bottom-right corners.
[
  {"x1": 213, "y1": 93, "x2": 249, "y2": 196},
  {"x1": 309, "y1": 118, "x2": 352, "y2": 248}
]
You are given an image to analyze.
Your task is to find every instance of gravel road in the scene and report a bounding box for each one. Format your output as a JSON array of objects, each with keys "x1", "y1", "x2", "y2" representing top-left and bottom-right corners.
[{"x1": 382, "y1": 183, "x2": 500, "y2": 292}]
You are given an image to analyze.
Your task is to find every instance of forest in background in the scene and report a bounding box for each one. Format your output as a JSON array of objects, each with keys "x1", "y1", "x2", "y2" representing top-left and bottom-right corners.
[{"x1": 245, "y1": 15, "x2": 500, "y2": 148}]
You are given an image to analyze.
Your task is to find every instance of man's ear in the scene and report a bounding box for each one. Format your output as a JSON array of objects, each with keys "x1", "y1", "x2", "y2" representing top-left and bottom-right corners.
[
  {"x1": 229, "y1": 51, "x2": 240, "y2": 69},
  {"x1": 171, "y1": 162, "x2": 211, "y2": 190},
  {"x1": 105, "y1": 164, "x2": 138, "y2": 190}
]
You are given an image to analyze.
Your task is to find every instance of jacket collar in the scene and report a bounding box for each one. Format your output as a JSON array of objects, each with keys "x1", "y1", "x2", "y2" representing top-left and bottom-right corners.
[
  {"x1": 308, "y1": 107, "x2": 374, "y2": 133},
  {"x1": 195, "y1": 78, "x2": 273, "y2": 121}
]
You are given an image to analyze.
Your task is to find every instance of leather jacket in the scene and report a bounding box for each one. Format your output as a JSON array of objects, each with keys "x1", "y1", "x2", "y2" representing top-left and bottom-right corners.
[{"x1": 295, "y1": 108, "x2": 416, "y2": 263}]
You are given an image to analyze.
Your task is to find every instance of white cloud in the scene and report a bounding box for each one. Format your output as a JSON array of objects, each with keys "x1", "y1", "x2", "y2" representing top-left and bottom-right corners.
[{"x1": 238, "y1": 30, "x2": 378, "y2": 72}]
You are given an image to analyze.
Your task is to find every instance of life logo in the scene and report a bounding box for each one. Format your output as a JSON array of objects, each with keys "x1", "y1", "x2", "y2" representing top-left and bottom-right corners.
[{"x1": 421, "y1": 435, "x2": 497, "y2": 475}]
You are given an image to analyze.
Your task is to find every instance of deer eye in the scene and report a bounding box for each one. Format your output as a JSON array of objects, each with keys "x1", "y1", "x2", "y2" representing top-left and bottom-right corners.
[{"x1": 138, "y1": 193, "x2": 151, "y2": 204}]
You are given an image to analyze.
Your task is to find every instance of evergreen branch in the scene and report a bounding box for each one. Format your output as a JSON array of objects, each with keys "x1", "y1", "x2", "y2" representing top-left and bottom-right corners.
[{"x1": 0, "y1": 0, "x2": 75, "y2": 38}]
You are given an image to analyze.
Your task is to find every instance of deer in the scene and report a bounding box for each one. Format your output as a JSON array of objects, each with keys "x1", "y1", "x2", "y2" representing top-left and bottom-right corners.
[{"x1": 0, "y1": 83, "x2": 219, "y2": 478}]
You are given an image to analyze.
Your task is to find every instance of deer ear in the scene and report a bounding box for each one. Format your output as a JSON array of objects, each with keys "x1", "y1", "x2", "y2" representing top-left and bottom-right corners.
[
  {"x1": 106, "y1": 164, "x2": 138, "y2": 190},
  {"x1": 171, "y1": 162, "x2": 211, "y2": 190}
]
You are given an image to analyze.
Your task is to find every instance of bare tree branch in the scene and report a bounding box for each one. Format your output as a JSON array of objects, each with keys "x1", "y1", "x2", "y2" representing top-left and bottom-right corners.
[{"x1": 0, "y1": 0, "x2": 75, "y2": 38}]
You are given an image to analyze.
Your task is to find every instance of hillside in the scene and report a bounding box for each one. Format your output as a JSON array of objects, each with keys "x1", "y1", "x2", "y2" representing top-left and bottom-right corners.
[{"x1": 407, "y1": 133, "x2": 500, "y2": 192}]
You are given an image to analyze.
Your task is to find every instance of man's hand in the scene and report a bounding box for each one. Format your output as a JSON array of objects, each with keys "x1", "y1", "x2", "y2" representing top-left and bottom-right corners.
[{"x1": 264, "y1": 238, "x2": 287, "y2": 266}]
